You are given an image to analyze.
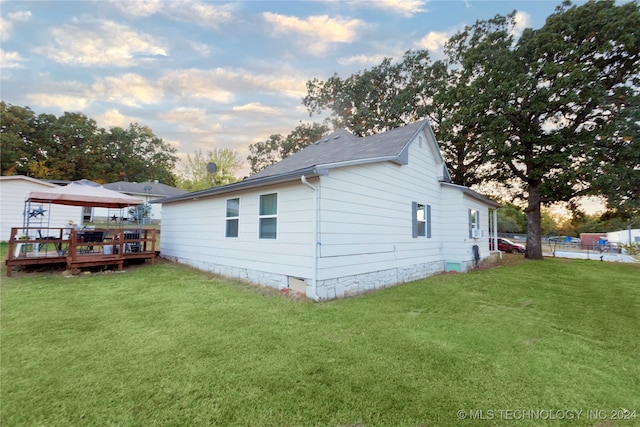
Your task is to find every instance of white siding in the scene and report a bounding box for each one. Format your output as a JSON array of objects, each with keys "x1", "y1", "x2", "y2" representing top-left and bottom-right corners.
[
  {"x1": 158, "y1": 127, "x2": 499, "y2": 300},
  {"x1": 315, "y1": 131, "x2": 445, "y2": 289},
  {"x1": 440, "y1": 185, "x2": 492, "y2": 271},
  {"x1": 0, "y1": 177, "x2": 83, "y2": 241},
  {"x1": 160, "y1": 181, "x2": 316, "y2": 287}
]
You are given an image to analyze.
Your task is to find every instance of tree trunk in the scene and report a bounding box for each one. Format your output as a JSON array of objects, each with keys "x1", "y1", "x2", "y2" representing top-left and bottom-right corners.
[{"x1": 525, "y1": 185, "x2": 544, "y2": 260}]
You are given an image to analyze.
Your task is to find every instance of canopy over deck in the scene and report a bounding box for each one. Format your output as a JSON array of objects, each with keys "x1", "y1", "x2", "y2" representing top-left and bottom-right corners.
[{"x1": 26, "y1": 180, "x2": 143, "y2": 208}]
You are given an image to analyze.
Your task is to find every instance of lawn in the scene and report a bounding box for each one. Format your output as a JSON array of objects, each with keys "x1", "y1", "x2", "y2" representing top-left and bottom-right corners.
[{"x1": 1, "y1": 249, "x2": 639, "y2": 426}]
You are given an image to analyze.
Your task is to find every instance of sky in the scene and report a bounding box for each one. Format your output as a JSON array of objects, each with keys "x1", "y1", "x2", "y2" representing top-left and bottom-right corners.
[{"x1": 1, "y1": 0, "x2": 580, "y2": 179}]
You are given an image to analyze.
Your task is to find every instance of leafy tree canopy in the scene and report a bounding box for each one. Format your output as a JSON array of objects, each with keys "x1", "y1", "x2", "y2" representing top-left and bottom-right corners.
[
  {"x1": 301, "y1": 0, "x2": 639, "y2": 260},
  {"x1": 444, "y1": 0, "x2": 639, "y2": 258},
  {"x1": 177, "y1": 147, "x2": 242, "y2": 191},
  {"x1": 248, "y1": 122, "x2": 329, "y2": 174},
  {"x1": 0, "y1": 102, "x2": 178, "y2": 185}
]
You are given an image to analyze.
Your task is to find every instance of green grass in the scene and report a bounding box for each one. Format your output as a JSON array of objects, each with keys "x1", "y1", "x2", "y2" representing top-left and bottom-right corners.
[{"x1": 1, "y1": 248, "x2": 639, "y2": 426}]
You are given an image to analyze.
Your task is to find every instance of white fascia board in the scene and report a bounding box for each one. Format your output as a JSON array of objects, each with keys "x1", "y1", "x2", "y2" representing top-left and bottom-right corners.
[{"x1": 316, "y1": 156, "x2": 404, "y2": 171}]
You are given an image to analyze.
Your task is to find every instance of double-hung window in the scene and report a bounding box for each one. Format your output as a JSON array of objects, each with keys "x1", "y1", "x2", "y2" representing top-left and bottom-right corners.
[
  {"x1": 259, "y1": 193, "x2": 277, "y2": 239},
  {"x1": 412, "y1": 202, "x2": 431, "y2": 238},
  {"x1": 226, "y1": 198, "x2": 240, "y2": 238}
]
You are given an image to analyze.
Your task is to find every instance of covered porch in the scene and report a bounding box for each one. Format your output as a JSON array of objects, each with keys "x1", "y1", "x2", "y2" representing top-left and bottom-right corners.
[{"x1": 5, "y1": 226, "x2": 156, "y2": 276}]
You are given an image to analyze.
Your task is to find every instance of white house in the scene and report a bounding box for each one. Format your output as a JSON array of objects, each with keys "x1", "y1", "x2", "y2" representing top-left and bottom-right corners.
[
  {"x1": 155, "y1": 120, "x2": 500, "y2": 300},
  {"x1": 0, "y1": 176, "x2": 83, "y2": 241}
]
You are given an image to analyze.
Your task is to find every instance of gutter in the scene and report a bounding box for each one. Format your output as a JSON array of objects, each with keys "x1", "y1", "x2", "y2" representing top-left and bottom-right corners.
[
  {"x1": 152, "y1": 167, "x2": 325, "y2": 205},
  {"x1": 301, "y1": 175, "x2": 321, "y2": 301}
]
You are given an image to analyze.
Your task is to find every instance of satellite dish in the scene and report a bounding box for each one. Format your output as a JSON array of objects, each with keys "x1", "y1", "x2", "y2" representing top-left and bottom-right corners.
[{"x1": 206, "y1": 162, "x2": 218, "y2": 174}]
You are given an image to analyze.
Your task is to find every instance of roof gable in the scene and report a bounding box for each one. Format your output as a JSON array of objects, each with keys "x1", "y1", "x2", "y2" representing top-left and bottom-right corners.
[
  {"x1": 248, "y1": 120, "x2": 439, "y2": 181},
  {"x1": 157, "y1": 119, "x2": 451, "y2": 204}
]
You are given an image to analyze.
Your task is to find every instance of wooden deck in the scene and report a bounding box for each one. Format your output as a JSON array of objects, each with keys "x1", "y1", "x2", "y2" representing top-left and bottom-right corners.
[{"x1": 5, "y1": 227, "x2": 157, "y2": 276}]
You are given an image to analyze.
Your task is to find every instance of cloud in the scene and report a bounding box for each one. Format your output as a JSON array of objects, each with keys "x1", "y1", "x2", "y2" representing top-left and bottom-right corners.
[
  {"x1": 160, "y1": 69, "x2": 235, "y2": 103},
  {"x1": 112, "y1": 0, "x2": 234, "y2": 29},
  {"x1": 160, "y1": 67, "x2": 308, "y2": 103},
  {"x1": 416, "y1": 30, "x2": 451, "y2": 54},
  {"x1": 26, "y1": 93, "x2": 89, "y2": 111},
  {"x1": 1, "y1": 9, "x2": 31, "y2": 40},
  {"x1": 34, "y1": 20, "x2": 168, "y2": 67},
  {"x1": 262, "y1": 12, "x2": 364, "y2": 55},
  {"x1": 190, "y1": 41, "x2": 211, "y2": 56},
  {"x1": 510, "y1": 11, "x2": 531, "y2": 38},
  {"x1": 110, "y1": 0, "x2": 162, "y2": 17},
  {"x1": 164, "y1": 1, "x2": 235, "y2": 29},
  {"x1": 232, "y1": 103, "x2": 276, "y2": 114},
  {"x1": 7, "y1": 10, "x2": 32, "y2": 22},
  {"x1": 337, "y1": 53, "x2": 388, "y2": 66},
  {"x1": 95, "y1": 109, "x2": 141, "y2": 128},
  {"x1": 92, "y1": 73, "x2": 164, "y2": 107},
  {"x1": 0, "y1": 49, "x2": 26, "y2": 68},
  {"x1": 352, "y1": 0, "x2": 427, "y2": 17},
  {"x1": 159, "y1": 107, "x2": 208, "y2": 125},
  {"x1": 0, "y1": 17, "x2": 9, "y2": 41}
]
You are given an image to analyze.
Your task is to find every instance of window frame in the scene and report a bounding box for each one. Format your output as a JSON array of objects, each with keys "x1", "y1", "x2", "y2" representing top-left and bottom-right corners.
[
  {"x1": 412, "y1": 201, "x2": 431, "y2": 239},
  {"x1": 258, "y1": 192, "x2": 278, "y2": 240},
  {"x1": 225, "y1": 197, "x2": 240, "y2": 238},
  {"x1": 469, "y1": 208, "x2": 480, "y2": 238}
]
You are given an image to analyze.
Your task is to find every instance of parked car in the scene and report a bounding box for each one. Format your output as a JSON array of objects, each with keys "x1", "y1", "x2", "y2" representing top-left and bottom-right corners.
[{"x1": 489, "y1": 238, "x2": 526, "y2": 254}]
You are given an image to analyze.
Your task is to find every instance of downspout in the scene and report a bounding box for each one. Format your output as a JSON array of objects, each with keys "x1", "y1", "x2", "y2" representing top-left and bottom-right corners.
[{"x1": 301, "y1": 175, "x2": 321, "y2": 301}]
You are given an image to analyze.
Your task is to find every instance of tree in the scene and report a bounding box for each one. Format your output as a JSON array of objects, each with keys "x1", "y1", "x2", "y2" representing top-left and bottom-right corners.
[
  {"x1": 1, "y1": 103, "x2": 179, "y2": 185},
  {"x1": 444, "y1": 0, "x2": 639, "y2": 259},
  {"x1": 39, "y1": 112, "x2": 103, "y2": 180},
  {"x1": 248, "y1": 122, "x2": 329, "y2": 174},
  {"x1": 303, "y1": 50, "x2": 494, "y2": 187},
  {"x1": 177, "y1": 147, "x2": 242, "y2": 191},
  {"x1": 497, "y1": 203, "x2": 527, "y2": 233},
  {"x1": 102, "y1": 123, "x2": 178, "y2": 185},
  {"x1": 0, "y1": 102, "x2": 36, "y2": 176},
  {"x1": 589, "y1": 93, "x2": 640, "y2": 217}
]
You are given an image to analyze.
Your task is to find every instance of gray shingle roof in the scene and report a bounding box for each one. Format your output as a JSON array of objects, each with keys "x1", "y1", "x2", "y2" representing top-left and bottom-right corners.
[
  {"x1": 104, "y1": 181, "x2": 187, "y2": 197},
  {"x1": 248, "y1": 120, "x2": 430, "y2": 180},
  {"x1": 156, "y1": 119, "x2": 451, "y2": 205}
]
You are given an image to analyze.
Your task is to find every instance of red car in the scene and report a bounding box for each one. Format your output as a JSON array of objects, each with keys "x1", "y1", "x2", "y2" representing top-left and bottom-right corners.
[{"x1": 489, "y1": 238, "x2": 526, "y2": 254}]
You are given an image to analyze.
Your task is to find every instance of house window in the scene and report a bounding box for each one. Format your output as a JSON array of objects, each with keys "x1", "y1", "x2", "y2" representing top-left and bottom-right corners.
[
  {"x1": 469, "y1": 209, "x2": 480, "y2": 238},
  {"x1": 259, "y1": 193, "x2": 277, "y2": 239},
  {"x1": 412, "y1": 202, "x2": 431, "y2": 238},
  {"x1": 226, "y1": 198, "x2": 239, "y2": 238}
]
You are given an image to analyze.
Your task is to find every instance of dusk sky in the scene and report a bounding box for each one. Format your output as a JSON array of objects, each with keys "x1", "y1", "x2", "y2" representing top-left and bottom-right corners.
[{"x1": 1, "y1": 0, "x2": 581, "y2": 177}]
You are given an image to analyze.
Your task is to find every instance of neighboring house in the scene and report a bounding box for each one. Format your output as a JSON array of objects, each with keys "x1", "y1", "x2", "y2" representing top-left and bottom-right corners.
[
  {"x1": 100, "y1": 181, "x2": 188, "y2": 223},
  {"x1": 155, "y1": 120, "x2": 500, "y2": 300},
  {"x1": 0, "y1": 176, "x2": 82, "y2": 241}
]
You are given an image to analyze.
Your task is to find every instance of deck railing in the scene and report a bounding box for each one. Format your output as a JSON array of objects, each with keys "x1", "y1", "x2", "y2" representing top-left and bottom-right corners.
[{"x1": 5, "y1": 227, "x2": 156, "y2": 276}]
